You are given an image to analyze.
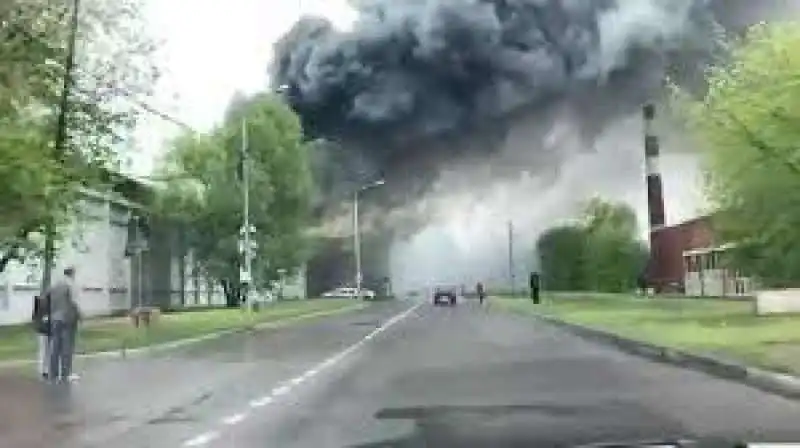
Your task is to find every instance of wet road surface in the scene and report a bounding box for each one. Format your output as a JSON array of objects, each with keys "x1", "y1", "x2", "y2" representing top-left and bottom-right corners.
[{"x1": 5, "y1": 299, "x2": 800, "y2": 447}]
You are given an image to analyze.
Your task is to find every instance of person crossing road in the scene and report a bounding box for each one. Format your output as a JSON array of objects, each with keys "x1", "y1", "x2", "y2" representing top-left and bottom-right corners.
[{"x1": 476, "y1": 282, "x2": 486, "y2": 305}]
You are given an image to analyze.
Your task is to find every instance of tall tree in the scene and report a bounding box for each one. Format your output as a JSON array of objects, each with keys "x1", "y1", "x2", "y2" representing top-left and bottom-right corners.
[
  {"x1": 536, "y1": 198, "x2": 647, "y2": 293},
  {"x1": 155, "y1": 92, "x2": 313, "y2": 306},
  {"x1": 673, "y1": 21, "x2": 800, "y2": 286},
  {"x1": 0, "y1": 0, "x2": 159, "y2": 273},
  {"x1": 536, "y1": 225, "x2": 589, "y2": 291}
]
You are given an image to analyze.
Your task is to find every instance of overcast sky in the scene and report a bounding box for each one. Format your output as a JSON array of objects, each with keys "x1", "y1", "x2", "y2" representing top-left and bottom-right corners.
[{"x1": 129, "y1": 0, "x2": 356, "y2": 175}]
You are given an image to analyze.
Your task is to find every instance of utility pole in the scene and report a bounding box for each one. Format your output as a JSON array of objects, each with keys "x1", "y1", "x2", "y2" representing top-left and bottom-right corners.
[
  {"x1": 353, "y1": 189, "x2": 361, "y2": 298},
  {"x1": 508, "y1": 220, "x2": 515, "y2": 297},
  {"x1": 238, "y1": 119, "x2": 256, "y2": 313},
  {"x1": 42, "y1": 0, "x2": 81, "y2": 291}
]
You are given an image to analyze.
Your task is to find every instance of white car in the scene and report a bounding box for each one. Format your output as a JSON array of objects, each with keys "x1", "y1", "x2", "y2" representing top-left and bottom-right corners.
[{"x1": 321, "y1": 287, "x2": 376, "y2": 299}]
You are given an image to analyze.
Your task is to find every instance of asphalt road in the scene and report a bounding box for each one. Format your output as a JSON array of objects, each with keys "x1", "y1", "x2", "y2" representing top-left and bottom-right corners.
[{"x1": 7, "y1": 298, "x2": 800, "y2": 447}]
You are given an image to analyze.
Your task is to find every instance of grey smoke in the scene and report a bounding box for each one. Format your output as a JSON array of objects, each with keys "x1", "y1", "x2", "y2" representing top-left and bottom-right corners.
[
  {"x1": 272, "y1": 0, "x2": 794, "y2": 292},
  {"x1": 273, "y1": 0, "x2": 706, "y2": 146}
]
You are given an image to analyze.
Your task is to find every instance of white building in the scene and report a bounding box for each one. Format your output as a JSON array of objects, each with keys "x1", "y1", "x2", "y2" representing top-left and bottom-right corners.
[
  {"x1": 683, "y1": 243, "x2": 756, "y2": 298},
  {"x1": 0, "y1": 180, "x2": 307, "y2": 325}
]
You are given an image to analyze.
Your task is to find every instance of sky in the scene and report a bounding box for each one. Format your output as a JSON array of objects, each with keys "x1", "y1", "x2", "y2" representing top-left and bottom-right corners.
[{"x1": 129, "y1": 0, "x2": 356, "y2": 175}]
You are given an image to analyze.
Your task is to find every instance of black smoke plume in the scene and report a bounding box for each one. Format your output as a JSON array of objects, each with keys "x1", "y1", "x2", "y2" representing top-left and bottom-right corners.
[
  {"x1": 272, "y1": 0, "x2": 797, "y2": 291},
  {"x1": 271, "y1": 0, "x2": 788, "y2": 226},
  {"x1": 274, "y1": 0, "x2": 710, "y2": 148}
]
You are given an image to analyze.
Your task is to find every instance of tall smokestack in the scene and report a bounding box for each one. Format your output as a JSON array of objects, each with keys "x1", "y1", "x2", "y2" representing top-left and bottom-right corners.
[
  {"x1": 643, "y1": 103, "x2": 665, "y2": 292},
  {"x1": 643, "y1": 103, "x2": 665, "y2": 230}
]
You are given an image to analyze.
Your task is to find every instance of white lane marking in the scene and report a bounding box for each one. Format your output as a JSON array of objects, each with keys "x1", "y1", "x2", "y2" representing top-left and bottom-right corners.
[
  {"x1": 272, "y1": 385, "x2": 291, "y2": 396},
  {"x1": 306, "y1": 302, "x2": 422, "y2": 374},
  {"x1": 249, "y1": 396, "x2": 273, "y2": 408},
  {"x1": 185, "y1": 303, "x2": 422, "y2": 447},
  {"x1": 183, "y1": 431, "x2": 220, "y2": 447},
  {"x1": 222, "y1": 412, "x2": 247, "y2": 425}
]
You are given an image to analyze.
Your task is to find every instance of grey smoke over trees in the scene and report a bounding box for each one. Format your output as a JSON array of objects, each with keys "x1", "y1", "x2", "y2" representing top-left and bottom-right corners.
[
  {"x1": 270, "y1": 0, "x2": 723, "y2": 221},
  {"x1": 270, "y1": 0, "x2": 798, "y2": 291}
]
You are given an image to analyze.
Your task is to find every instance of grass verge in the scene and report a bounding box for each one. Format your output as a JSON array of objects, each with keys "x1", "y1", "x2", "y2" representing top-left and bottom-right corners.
[
  {"x1": 0, "y1": 298, "x2": 362, "y2": 362},
  {"x1": 496, "y1": 294, "x2": 800, "y2": 375}
]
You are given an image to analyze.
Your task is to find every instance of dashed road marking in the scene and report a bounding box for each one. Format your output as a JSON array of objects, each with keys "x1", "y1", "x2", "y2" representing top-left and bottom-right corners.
[
  {"x1": 181, "y1": 302, "x2": 422, "y2": 447},
  {"x1": 249, "y1": 396, "x2": 274, "y2": 408},
  {"x1": 222, "y1": 413, "x2": 247, "y2": 425},
  {"x1": 272, "y1": 385, "x2": 291, "y2": 396},
  {"x1": 183, "y1": 431, "x2": 219, "y2": 447}
]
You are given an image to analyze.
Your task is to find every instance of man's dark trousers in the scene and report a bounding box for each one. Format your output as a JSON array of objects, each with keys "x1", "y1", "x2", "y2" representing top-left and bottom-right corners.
[{"x1": 49, "y1": 319, "x2": 76, "y2": 381}]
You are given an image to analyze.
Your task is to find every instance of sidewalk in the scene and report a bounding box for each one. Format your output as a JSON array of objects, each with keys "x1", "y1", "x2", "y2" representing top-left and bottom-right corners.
[{"x1": 0, "y1": 354, "x2": 240, "y2": 448}]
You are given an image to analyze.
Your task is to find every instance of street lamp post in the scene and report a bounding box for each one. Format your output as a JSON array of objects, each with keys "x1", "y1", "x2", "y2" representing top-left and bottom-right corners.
[{"x1": 353, "y1": 179, "x2": 385, "y2": 299}]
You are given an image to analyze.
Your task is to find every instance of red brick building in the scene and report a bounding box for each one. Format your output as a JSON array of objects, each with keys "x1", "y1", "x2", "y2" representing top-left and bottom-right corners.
[{"x1": 648, "y1": 215, "x2": 753, "y2": 297}]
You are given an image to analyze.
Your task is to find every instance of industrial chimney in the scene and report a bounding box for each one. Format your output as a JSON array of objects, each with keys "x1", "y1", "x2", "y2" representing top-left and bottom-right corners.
[
  {"x1": 643, "y1": 103, "x2": 665, "y2": 291},
  {"x1": 644, "y1": 103, "x2": 665, "y2": 230}
]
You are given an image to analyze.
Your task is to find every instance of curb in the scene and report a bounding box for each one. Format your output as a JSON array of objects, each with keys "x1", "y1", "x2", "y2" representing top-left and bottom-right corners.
[
  {"x1": 0, "y1": 303, "x2": 366, "y2": 369},
  {"x1": 535, "y1": 313, "x2": 800, "y2": 401}
]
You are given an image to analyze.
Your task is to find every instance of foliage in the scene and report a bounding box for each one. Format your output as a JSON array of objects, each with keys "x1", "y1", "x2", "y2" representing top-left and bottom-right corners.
[
  {"x1": 536, "y1": 198, "x2": 648, "y2": 293},
  {"x1": 672, "y1": 21, "x2": 800, "y2": 286},
  {"x1": 536, "y1": 225, "x2": 590, "y2": 291},
  {"x1": 154, "y1": 92, "x2": 313, "y2": 306},
  {"x1": 0, "y1": 0, "x2": 159, "y2": 271}
]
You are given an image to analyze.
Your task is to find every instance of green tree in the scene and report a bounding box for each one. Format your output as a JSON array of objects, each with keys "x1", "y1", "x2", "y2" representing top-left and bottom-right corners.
[
  {"x1": 536, "y1": 225, "x2": 589, "y2": 291},
  {"x1": 155, "y1": 92, "x2": 313, "y2": 307},
  {"x1": 674, "y1": 21, "x2": 800, "y2": 286},
  {"x1": 0, "y1": 0, "x2": 159, "y2": 272},
  {"x1": 536, "y1": 198, "x2": 647, "y2": 293}
]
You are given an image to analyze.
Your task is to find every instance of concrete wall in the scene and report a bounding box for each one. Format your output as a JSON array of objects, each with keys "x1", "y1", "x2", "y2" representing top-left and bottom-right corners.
[
  {"x1": 0, "y1": 192, "x2": 135, "y2": 325},
  {"x1": 755, "y1": 289, "x2": 800, "y2": 315},
  {"x1": 280, "y1": 266, "x2": 307, "y2": 300}
]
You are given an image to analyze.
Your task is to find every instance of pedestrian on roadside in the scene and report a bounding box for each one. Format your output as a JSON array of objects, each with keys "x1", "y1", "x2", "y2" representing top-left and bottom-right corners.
[
  {"x1": 637, "y1": 273, "x2": 648, "y2": 296},
  {"x1": 529, "y1": 272, "x2": 540, "y2": 304},
  {"x1": 476, "y1": 282, "x2": 486, "y2": 305},
  {"x1": 31, "y1": 294, "x2": 50, "y2": 380},
  {"x1": 44, "y1": 266, "x2": 82, "y2": 384}
]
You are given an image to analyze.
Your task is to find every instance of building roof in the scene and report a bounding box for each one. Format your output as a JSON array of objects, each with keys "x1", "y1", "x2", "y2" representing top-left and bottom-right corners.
[{"x1": 653, "y1": 213, "x2": 715, "y2": 233}]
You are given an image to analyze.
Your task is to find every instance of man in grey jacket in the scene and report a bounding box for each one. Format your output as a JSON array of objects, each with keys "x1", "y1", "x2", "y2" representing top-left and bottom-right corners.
[{"x1": 45, "y1": 266, "x2": 81, "y2": 383}]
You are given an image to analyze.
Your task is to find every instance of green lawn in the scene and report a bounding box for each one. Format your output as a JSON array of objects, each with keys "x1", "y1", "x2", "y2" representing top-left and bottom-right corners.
[
  {"x1": 496, "y1": 294, "x2": 800, "y2": 375},
  {"x1": 0, "y1": 299, "x2": 362, "y2": 362}
]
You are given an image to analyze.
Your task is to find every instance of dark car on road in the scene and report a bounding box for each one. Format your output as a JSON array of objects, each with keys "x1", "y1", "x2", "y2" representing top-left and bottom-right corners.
[{"x1": 432, "y1": 285, "x2": 457, "y2": 306}]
